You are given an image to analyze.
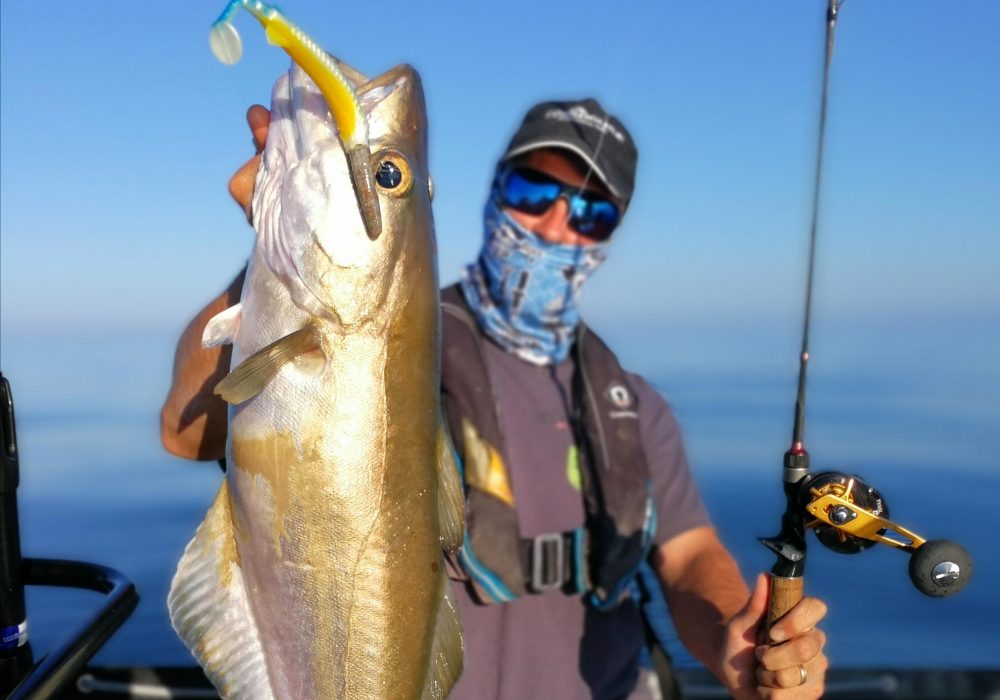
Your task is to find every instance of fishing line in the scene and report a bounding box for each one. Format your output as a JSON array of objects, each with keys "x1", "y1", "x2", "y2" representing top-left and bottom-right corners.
[
  {"x1": 550, "y1": 110, "x2": 611, "y2": 241},
  {"x1": 542, "y1": 110, "x2": 612, "y2": 313},
  {"x1": 569, "y1": 112, "x2": 609, "y2": 206}
]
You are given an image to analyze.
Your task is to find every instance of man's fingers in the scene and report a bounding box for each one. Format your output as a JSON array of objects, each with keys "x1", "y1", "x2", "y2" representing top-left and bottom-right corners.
[
  {"x1": 768, "y1": 596, "x2": 827, "y2": 643},
  {"x1": 757, "y1": 664, "x2": 807, "y2": 689},
  {"x1": 757, "y1": 629, "x2": 826, "y2": 671},
  {"x1": 229, "y1": 153, "x2": 262, "y2": 219},
  {"x1": 247, "y1": 104, "x2": 270, "y2": 153},
  {"x1": 754, "y1": 618, "x2": 828, "y2": 698},
  {"x1": 229, "y1": 104, "x2": 270, "y2": 218},
  {"x1": 756, "y1": 655, "x2": 828, "y2": 698}
]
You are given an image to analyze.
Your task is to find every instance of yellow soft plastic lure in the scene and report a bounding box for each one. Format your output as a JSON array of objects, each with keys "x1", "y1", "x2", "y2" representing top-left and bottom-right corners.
[{"x1": 210, "y1": 1, "x2": 382, "y2": 239}]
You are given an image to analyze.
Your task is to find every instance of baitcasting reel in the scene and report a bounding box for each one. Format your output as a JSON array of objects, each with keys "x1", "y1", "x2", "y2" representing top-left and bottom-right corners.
[{"x1": 797, "y1": 471, "x2": 972, "y2": 597}]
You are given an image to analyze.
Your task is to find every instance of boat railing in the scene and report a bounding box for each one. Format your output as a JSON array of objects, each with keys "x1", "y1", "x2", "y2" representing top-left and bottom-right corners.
[{"x1": 1, "y1": 373, "x2": 139, "y2": 700}]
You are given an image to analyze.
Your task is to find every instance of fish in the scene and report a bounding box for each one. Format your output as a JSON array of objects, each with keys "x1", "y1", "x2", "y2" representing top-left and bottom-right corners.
[{"x1": 168, "y1": 5, "x2": 465, "y2": 699}]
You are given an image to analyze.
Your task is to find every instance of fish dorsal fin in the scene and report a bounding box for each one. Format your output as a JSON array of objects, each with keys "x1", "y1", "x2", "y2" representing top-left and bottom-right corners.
[
  {"x1": 168, "y1": 481, "x2": 275, "y2": 699},
  {"x1": 421, "y1": 572, "x2": 464, "y2": 700},
  {"x1": 357, "y1": 76, "x2": 407, "y2": 116},
  {"x1": 436, "y1": 420, "x2": 465, "y2": 554},
  {"x1": 202, "y1": 303, "x2": 243, "y2": 348},
  {"x1": 334, "y1": 58, "x2": 368, "y2": 86},
  {"x1": 215, "y1": 326, "x2": 320, "y2": 404}
]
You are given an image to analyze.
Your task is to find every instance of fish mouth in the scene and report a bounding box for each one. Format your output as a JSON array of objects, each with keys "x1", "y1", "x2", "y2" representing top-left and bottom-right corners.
[{"x1": 210, "y1": 1, "x2": 382, "y2": 240}]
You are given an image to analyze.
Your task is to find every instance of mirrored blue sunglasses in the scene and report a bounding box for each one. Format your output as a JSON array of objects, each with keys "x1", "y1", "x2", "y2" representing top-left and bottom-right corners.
[{"x1": 498, "y1": 166, "x2": 621, "y2": 241}]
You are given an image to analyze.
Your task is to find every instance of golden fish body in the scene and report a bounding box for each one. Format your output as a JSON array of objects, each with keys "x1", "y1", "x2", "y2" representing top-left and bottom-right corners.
[{"x1": 169, "y1": 60, "x2": 464, "y2": 700}]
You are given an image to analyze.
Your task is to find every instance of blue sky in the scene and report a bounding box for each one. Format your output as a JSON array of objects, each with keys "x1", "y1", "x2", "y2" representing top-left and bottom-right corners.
[{"x1": 1, "y1": 1, "x2": 997, "y2": 338}]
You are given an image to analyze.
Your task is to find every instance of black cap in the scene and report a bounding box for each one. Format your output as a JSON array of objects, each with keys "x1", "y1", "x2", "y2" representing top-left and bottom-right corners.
[{"x1": 501, "y1": 98, "x2": 638, "y2": 202}]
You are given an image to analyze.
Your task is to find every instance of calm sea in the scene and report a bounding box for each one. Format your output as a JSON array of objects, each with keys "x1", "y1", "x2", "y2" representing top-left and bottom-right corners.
[{"x1": 1, "y1": 315, "x2": 997, "y2": 670}]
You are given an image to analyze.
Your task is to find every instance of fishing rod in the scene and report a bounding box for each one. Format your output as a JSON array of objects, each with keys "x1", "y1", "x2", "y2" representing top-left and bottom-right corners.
[{"x1": 758, "y1": 0, "x2": 972, "y2": 641}]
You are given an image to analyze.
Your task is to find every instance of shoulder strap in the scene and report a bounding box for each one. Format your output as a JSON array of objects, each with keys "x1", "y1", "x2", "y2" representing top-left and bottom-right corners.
[
  {"x1": 574, "y1": 324, "x2": 656, "y2": 608},
  {"x1": 441, "y1": 285, "x2": 526, "y2": 601}
]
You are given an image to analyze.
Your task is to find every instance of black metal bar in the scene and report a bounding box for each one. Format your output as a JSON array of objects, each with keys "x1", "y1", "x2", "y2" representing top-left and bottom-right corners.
[
  {"x1": 1, "y1": 373, "x2": 34, "y2": 696},
  {"x1": 9, "y1": 559, "x2": 138, "y2": 700},
  {"x1": 1, "y1": 374, "x2": 139, "y2": 697}
]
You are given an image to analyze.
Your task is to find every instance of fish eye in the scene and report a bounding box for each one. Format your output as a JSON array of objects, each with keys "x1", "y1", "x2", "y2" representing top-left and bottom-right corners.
[
  {"x1": 371, "y1": 149, "x2": 413, "y2": 197},
  {"x1": 377, "y1": 161, "x2": 402, "y2": 188}
]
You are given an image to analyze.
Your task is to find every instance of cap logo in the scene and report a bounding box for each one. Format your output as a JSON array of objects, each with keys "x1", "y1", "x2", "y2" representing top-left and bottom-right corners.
[{"x1": 544, "y1": 106, "x2": 626, "y2": 143}]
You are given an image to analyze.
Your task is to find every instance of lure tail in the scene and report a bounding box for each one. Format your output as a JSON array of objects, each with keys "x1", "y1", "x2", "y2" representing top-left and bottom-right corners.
[{"x1": 209, "y1": 0, "x2": 382, "y2": 239}]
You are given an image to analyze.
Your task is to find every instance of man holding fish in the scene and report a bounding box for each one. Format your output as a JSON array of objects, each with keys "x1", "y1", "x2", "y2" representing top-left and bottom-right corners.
[{"x1": 162, "y1": 6, "x2": 828, "y2": 698}]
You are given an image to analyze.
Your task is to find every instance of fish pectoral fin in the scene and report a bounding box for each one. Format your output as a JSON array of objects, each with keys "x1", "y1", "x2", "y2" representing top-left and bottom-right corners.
[
  {"x1": 168, "y1": 481, "x2": 275, "y2": 700},
  {"x1": 202, "y1": 303, "x2": 243, "y2": 348},
  {"x1": 422, "y1": 571, "x2": 464, "y2": 700},
  {"x1": 215, "y1": 325, "x2": 321, "y2": 404},
  {"x1": 436, "y1": 420, "x2": 465, "y2": 554}
]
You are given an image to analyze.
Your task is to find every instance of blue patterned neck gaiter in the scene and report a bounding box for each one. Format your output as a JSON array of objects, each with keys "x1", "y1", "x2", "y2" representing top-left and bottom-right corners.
[{"x1": 460, "y1": 190, "x2": 609, "y2": 365}]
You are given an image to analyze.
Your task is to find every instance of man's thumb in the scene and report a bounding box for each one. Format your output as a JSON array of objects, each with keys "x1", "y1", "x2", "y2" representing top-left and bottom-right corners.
[{"x1": 733, "y1": 573, "x2": 769, "y2": 629}]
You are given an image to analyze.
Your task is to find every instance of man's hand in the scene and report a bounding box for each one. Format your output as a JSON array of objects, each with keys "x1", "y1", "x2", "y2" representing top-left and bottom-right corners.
[
  {"x1": 160, "y1": 105, "x2": 267, "y2": 460},
  {"x1": 719, "y1": 574, "x2": 828, "y2": 699},
  {"x1": 229, "y1": 104, "x2": 270, "y2": 218}
]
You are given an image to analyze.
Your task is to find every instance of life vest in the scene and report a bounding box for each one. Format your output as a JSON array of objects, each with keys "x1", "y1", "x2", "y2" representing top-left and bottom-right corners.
[{"x1": 440, "y1": 285, "x2": 656, "y2": 610}]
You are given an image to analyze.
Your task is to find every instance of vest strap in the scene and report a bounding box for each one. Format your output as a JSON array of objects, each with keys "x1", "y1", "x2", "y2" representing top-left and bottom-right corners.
[{"x1": 519, "y1": 527, "x2": 589, "y2": 594}]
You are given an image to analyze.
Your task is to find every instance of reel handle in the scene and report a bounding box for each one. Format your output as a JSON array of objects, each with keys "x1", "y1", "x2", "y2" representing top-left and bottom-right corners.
[
  {"x1": 908, "y1": 539, "x2": 972, "y2": 597},
  {"x1": 758, "y1": 574, "x2": 804, "y2": 644}
]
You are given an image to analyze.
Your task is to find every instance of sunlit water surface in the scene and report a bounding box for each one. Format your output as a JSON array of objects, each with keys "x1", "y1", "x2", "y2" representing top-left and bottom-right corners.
[{"x1": 2, "y1": 315, "x2": 997, "y2": 669}]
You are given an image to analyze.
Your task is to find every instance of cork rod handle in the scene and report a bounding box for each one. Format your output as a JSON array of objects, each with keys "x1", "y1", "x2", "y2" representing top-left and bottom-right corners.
[{"x1": 759, "y1": 574, "x2": 804, "y2": 645}]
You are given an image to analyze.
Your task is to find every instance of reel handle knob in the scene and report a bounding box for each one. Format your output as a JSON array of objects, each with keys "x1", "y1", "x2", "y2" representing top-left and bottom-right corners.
[{"x1": 908, "y1": 540, "x2": 972, "y2": 597}]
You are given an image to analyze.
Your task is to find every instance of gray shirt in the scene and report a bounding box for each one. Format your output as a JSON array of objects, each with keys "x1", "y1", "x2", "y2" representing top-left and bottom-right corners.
[{"x1": 448, "y1": 339, "x2": 710, "y2": 700}]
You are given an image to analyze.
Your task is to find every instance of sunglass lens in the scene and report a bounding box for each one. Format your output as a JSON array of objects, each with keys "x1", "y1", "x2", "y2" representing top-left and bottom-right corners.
[
  {"x1": 501, "y1": 169, "x2": 560, "y2": 215},
  {"x1": 570, "y1": 198, "x2": 620, "y2": 240}
]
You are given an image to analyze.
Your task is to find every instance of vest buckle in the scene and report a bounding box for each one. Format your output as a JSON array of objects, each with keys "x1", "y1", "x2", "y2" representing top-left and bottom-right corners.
[{"x1": 530, "y1": 533, "x2": 566, "y2": 592}]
